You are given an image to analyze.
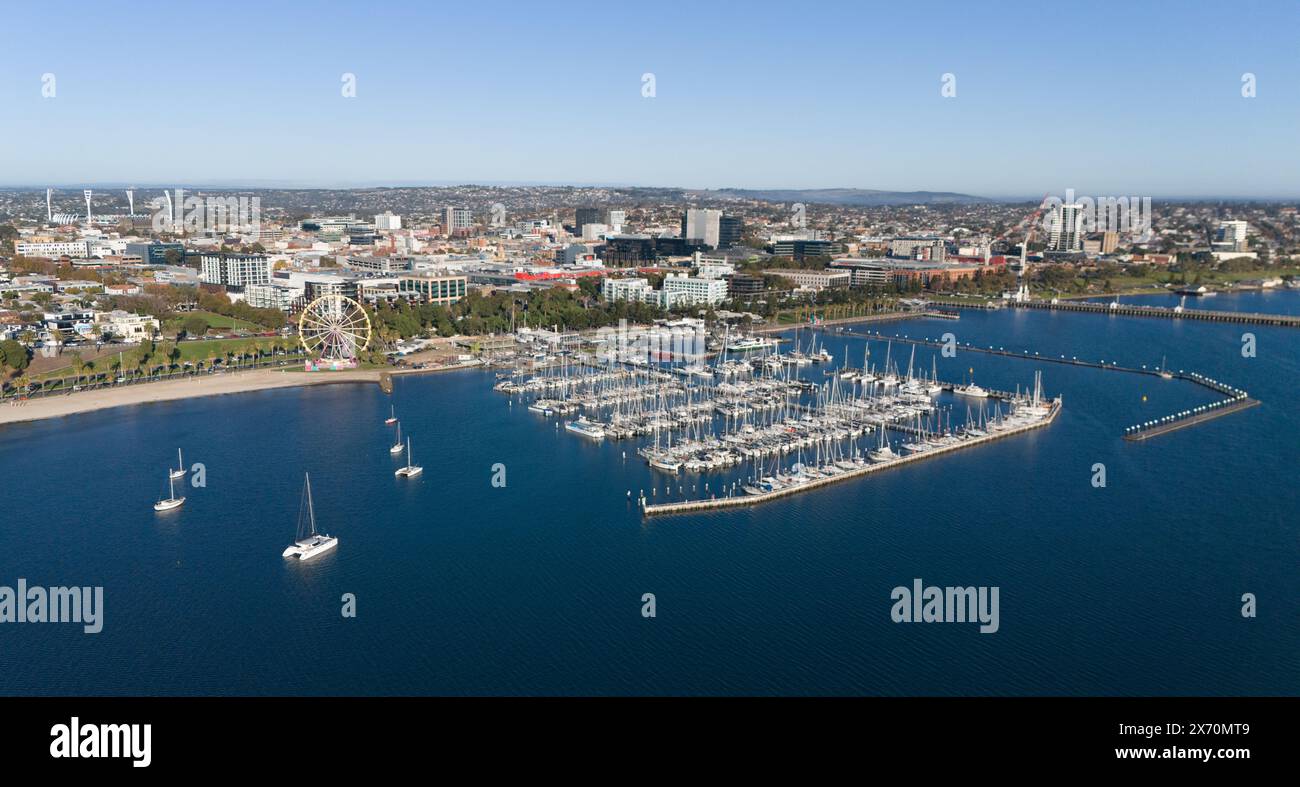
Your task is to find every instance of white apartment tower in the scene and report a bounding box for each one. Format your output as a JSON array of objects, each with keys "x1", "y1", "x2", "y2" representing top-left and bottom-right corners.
[{"x1": 1047, "y1": 203, "x2": 1084, "y2": 252}]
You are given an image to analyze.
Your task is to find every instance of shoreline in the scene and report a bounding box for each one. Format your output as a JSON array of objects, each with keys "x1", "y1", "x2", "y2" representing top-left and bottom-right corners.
[{"x1": 0, "y1": 362, "x2": 481, "y2": 428}]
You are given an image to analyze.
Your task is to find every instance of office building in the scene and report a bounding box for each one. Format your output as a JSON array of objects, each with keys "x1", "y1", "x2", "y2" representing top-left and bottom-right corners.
[
  {"x1": 443, "y1": 207, "x2": 473, "y2": 235},
  {"x1": 724, "y1": 273, "x2": 766, "y2": 296},
  {"x1": 770, "y1": 238, "x2": 833, "y2": 261},
  {"x1": 374, "y1": 212, "x2": 403, "y2": 231},
  {"x1": 763, "y1": 269, "x2": 851, "y2": 290},
  {"x1": 681, "y1": 209, "x2": 722, "y2": 248},
  {"x1": 717, "y1": 215, "x2": 743, "y2": 249},
  {"x1": 125, "y1": 241, "x2": 185, "y2": 265},
  {"x1": 575, "y1": 207, "x2": 602, "y2": 232},
  {"x1": 1213, "y1": 220, "x2": 1249, "y2": 253},
  {"x1": 15, "y1": 240, "x2": 90, "y2": 259},
  {"x1": 396, "y1": 274, "x2": 468, "y2": 305}
]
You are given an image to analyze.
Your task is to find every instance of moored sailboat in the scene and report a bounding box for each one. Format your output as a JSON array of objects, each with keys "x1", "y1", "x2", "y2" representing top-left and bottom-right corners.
[
  {"x1": 154, "y1": 473, "x2": 185, "y2": 512},
  {"x1": 395, "y1": 437, "x2": 423, "y2": 477},
  {"x1": 282, "y1": 472, "x2": 338, "y2": 560}
]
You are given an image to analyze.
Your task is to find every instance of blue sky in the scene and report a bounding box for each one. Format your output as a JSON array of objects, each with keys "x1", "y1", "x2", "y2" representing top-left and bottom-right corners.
[{"x1": 1, "y1": 0, "x2": 1297, "y2": 197}]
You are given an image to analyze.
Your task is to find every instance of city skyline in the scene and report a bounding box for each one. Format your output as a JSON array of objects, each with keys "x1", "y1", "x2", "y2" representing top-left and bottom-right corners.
[{"x1": 1, "y1": 0, "x2": 1298, "y2": 197}]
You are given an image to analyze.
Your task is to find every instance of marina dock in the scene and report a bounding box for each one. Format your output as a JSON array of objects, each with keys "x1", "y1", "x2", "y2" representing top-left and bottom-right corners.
[
  {"x1": 642, "y1": 399, "x2": 1061, "y2": 517},
  {"x1": 851, "y1": 331, "x2": 1259, "y2": 439}
]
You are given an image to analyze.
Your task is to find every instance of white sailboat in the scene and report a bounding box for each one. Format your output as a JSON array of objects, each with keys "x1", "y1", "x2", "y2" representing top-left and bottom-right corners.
[
  {"x1": 154, "y1": 473, "x2": 185, "y2": 512},
  {"x1": 169, "y1": 448, "x2": 187, "y2": 480},
  {"x1": 282, "y1": 472, "x2": 338, "y2": 560},
  {"x1": 390, "y1": 421, "x2": 405, "y2": 455},
  {"x1": 869, "y1": 421, "x2": 897, "y2": 462},
  {"x1": 384, "y1": 405, "x2": 397, "y2": 425},
  {"x1": 926, "y1": 358, "x2": 944, "y2": 395},
  {"x1": 395, "y1": 437, "x2": 423, "y2": 478}
]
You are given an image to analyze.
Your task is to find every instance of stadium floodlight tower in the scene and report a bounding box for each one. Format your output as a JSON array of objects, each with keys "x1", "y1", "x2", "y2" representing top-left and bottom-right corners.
[
  {"x1": 83, "y1": 189, "x2": 93, "y2": 224},
  {"x1": 126, "y1": 188, "x2": 135, "y2": 216},
  {"x1": 46, "y1": 188, "x2": 52, "y2": 223}
]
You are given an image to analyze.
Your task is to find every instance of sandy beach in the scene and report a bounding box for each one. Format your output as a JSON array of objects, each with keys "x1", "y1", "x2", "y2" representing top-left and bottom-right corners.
[
  {"x1": 1, "y1": 369, "x2": 385, "y2": 427},
  {"x1": 0, "y1": 358, "x2": 485, "y2": 428}
]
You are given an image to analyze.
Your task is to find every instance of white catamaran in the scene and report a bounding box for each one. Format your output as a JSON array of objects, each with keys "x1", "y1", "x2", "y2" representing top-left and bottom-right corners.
[
  {"x1": 395, "y1": 437, "x2": 423, "y2": 477},
  {"x1": 282, "y1": 472, "x2": 338, "y2": 561}
]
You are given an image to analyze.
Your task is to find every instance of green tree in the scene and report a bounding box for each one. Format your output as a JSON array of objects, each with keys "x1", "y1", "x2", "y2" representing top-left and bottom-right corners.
[
  {"x1": 181, "y1": 315, "x2": 209, "y2": 337},
  {"x1": 0, "y1": 339, "x2": 30, "y2": 371}
]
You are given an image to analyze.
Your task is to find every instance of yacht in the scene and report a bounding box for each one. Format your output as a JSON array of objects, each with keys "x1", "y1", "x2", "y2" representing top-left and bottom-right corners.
[
  {"x1": 564, "y1": 416, "x2": 606, "y2": 440},
  {"x1": 384, "y1": 405, "x2": 397, "y2": 425},
  {"x1": 869, "y1": 441, "x2": 897, "y2": 463},
  {"x1": 926, "y1": 359, "x2": 944, "y2": 395},
  {"x1": 153, "y1": 473, "x2": 186, "y2": 512},
  {"x1": 168, "y1": 448, "x2": 187, "y2": 480},
  {"x1": 395, "y1": 438, "x2": 423, "y2": 478},
  {"x1": 954, "y1": 382, "x2": 989, "y2": 398},
  {"x1": 725, "y1": 336, "x2": 773, "y2": 353},
  {"x1": 282, "y1": 473, "x2": 338, "y2": 561},
  {"x1": 648, "y1": 456, "x2": 682, "y2": 473},
  {"x1": 390, "y1": 421, "x2": 405, "y2": 455}
]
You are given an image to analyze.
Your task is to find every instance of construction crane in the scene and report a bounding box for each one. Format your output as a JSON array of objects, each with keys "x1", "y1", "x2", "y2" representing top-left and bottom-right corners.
[{"x1": 994, "y1": 194, "x2": 1052, "y2": 247}]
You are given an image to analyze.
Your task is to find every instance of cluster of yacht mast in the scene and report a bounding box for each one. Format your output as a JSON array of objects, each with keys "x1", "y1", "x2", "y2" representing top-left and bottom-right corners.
[{"x1": 497, "y1": 334, "x2": 1051, "y2": 488}]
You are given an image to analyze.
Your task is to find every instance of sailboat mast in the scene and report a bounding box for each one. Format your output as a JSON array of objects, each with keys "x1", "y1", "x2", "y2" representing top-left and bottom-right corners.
[{"x1": 305, "y1": 473, "x2": 316, "y2": 536}]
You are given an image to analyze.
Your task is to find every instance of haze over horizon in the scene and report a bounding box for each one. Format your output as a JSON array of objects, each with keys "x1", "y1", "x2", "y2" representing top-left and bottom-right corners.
[{"x1": 2, "y1": 0, "x2": 1298, "y2": 197}]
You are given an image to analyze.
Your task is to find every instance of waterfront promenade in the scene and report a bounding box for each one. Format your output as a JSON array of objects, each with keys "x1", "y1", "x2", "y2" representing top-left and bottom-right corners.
[{"x1": 0, "y1": 361, "x2": 481, "y2": 427}]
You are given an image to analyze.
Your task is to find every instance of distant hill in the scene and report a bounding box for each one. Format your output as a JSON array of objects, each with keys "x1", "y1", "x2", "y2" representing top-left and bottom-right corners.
[{"x1": 706, "y1": 188, "x2": 992, "y2": 206}]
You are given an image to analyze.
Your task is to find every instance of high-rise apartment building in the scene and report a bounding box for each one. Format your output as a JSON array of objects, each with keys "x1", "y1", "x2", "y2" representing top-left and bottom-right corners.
[
  {"x1": 199, "y1": 254, "x2": 271, "y2": 288},
  {"x1": 1047, "y1": 203, "x2": 1084, "y2": 252}
]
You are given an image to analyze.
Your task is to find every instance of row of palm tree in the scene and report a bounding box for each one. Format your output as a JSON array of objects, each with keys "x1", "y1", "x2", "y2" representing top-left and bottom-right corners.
[{"x1": 2, "y1": 339, "x2": 307, "y2": 397}]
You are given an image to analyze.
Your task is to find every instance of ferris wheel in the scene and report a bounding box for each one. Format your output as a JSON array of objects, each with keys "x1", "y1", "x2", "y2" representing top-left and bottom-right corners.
[{"x1": 298, "y1": 294, "x2": 372, "y2": 361}]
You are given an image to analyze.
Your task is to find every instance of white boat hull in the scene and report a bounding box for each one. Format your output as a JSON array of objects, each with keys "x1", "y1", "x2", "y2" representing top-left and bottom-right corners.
[
  {"x1": 282, "y1": 535, "x2": 338, "y2": 561},
  {"x1": 153, "y1": 497, "x2": 185, "y2": 512}
]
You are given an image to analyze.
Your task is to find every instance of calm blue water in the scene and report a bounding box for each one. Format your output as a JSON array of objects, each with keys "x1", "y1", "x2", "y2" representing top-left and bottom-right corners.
[{"x1": 2, "y1": 294, "x2": 1298, "y2": 695}]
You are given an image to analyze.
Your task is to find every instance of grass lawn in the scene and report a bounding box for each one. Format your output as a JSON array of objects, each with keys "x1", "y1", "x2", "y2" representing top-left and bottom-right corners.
[
  {"x1": 165, "y1": 310, "x2": 265, "y2": 334},
  {"x1": 174, "y1": 336, "x2": 294, "y2": 363}
]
